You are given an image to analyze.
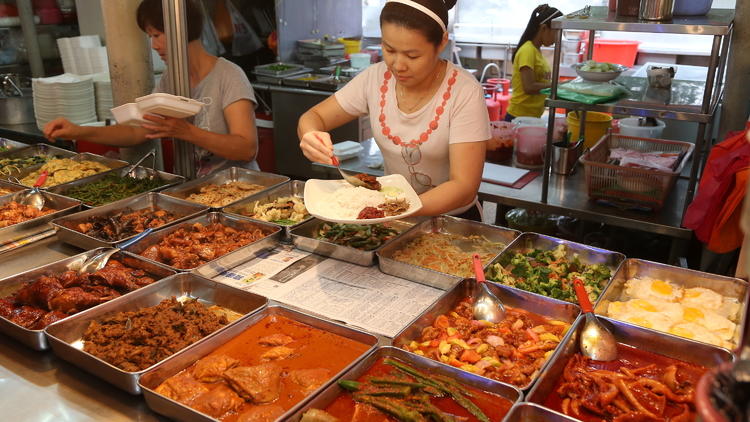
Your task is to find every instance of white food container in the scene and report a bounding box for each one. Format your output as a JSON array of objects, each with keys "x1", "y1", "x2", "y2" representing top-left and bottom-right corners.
[
  {"x1": 110, "y1": 102, "x2": 147, "y2": 126},
  {"x1": 333, "y1": 140, "x2": 363, "y2": 161},
  {"x1": 134, "y1": 93, "x2": 203, "y2": 118}
]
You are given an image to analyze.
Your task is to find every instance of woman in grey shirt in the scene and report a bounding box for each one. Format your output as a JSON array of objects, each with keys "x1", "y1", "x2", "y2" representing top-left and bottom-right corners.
[{"x1": 43, "y1": 0, "x2": 259, "y2": 176}]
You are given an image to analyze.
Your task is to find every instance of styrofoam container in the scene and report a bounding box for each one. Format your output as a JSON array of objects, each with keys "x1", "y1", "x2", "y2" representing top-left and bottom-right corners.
[
  {"x1": 332, "y1": 140, "x2": 363, "y2": 161},
  {"x1": 110, "y1": 102, "x2": 147, "y2": 126},
  {"x1": 134, "y1": 93, "x2": 203, "y2": 118},
  {"x1": 617, "y1": 117, "x2": 666, "y2": 138},
  {"x1": 349, "y1": 53, "x2": 371, "y2": 69}
]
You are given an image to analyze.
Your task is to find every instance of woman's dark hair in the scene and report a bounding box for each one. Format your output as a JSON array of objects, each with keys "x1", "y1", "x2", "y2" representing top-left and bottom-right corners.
[
  {"x1": 136, "y1": 0, "x2": 204, "y2": 42},
  {"x1": 512, "y1": 4, "x2": 562, "y2": 61},
  {"x1": 380, "y1": 0, "x2": 457, "y2": 46}
]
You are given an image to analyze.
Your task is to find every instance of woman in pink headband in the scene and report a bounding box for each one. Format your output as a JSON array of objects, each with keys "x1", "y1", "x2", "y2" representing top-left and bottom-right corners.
[{"x1": 298, "y1": 0, "x2": 490, "y2": 220}]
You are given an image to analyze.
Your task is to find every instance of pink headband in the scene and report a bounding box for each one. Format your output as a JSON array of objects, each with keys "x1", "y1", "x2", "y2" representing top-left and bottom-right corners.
[{"x1": 386, "y1": 0, "x2": 447, "y2": 33}]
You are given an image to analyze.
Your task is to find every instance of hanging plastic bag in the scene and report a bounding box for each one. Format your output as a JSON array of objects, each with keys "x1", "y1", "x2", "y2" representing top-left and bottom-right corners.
[
  {"x1": 199, "y1": 0, "x2": 225, "y2": 56},
  {"x1": 225, "y1": 0, "x2": 262, "y2": 56}
]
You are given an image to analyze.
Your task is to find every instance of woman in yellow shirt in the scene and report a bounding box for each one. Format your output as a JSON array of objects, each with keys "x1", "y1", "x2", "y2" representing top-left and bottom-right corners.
[{"x1": 505, "y1": 4, "x2": 562, "y2": 121}]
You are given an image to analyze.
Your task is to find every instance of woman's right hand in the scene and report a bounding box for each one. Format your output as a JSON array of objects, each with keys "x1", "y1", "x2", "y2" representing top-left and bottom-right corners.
[
  {"x1": 300, "y1": 130, "x2": 335, "y2": 164},
  {"x1": 43, "y1": 118, "x2": 82, "y2": 142}
]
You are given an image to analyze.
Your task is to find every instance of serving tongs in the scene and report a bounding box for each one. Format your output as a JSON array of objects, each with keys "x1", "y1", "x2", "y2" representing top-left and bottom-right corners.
[
  {"x1": 77, "y1": 228, "x2": 153, "y2": 274},
  {"x1": 11, "y1": 171, "x2": 48, "y2": 210},
  {"x1": 124, "y1": 149, "x2": 158, "y2": 180}
]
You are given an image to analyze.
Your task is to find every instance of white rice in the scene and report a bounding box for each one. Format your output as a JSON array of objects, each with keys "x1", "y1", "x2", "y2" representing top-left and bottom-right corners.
[{"x1": 320, "y1": 186, "x2": 399, "y2": 219}]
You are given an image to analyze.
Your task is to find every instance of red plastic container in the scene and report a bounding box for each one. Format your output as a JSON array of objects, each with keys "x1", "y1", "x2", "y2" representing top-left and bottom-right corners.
[{"x1": 593, "y1": 39, "x2": 641, "y2": 67}]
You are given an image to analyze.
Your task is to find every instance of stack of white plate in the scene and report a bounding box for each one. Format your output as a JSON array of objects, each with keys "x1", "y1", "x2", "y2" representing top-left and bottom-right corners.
[
  {"x1": 32, "y1": 74, "x2": 97, "y2": 130},
  {"x1": 56, "y1": 35, "x2": 103, "y2": 75},
  {"x1": 92, "y1": 73, "x2": 113, "y2": 121}
]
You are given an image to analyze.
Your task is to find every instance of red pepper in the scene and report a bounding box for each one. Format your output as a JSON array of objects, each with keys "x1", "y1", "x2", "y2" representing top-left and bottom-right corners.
[
  {"x1": 434, "y1": 315, "x2": 450, "y2": 329},
  {"x1": 460, "y1": 349, "x2": 482, "y2": 364},
  {"x1": 449, "y1": 358, "x2": 464, "y2": 368}
]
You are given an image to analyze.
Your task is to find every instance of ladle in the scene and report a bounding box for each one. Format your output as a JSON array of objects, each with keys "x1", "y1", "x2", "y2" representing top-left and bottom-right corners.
[
  {"x1": 124, "y1": 149, "x2": 158, "y2": 180},
  {"x1": 14, "y1": 171, "x2": 48, "y2": 210},
  {"x1": 573, "y1": 278, "x2": 618, "y2": 361},
  {"x1": 78, "y1": 228, "x2": 153, "y2": 274},
  {"x1": 314, "y1": 133, "x2": 370, "y2": 189},
  {"x1": 471, "y1": 253, "x2": 506, "y2": 323}
]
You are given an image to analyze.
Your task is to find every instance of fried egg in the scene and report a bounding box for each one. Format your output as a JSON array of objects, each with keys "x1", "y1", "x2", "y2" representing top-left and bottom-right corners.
[
  {"x1": 682, "y1": 287, "x2": 723, "y2": 311},
  {"x1": 607, "y1": 299, "x2": 677, "y2": 332},
  {"x1": 623, "y1": 277, "x2": 683, "y2": 303},
  {"x1": 669, "y1": 322, "x2": 726, "y2": 348},
  {"x1": 682, "y1": 306, "x2": 736, "y2": 341}
]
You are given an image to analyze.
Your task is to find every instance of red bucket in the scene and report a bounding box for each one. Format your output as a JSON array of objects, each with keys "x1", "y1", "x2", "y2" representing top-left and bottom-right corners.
[{"x1": 593, "y1": 39, "x2": 640, "y2": 67}]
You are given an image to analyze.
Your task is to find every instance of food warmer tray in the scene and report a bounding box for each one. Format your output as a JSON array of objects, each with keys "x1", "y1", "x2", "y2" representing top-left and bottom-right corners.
[
  {"x1": 504, "y1": 402, "x2": 580, "y2": 422},
  {"x1": 0, "y1": 142, "x2": 76, "y2": 162},
  {"x1": 287, "y1": 346, "x2": 523, "y2": 421},
  {"x1": 0, "y1": 179, "x2": 29, "y2": 197},
  {"x1": 378, "y1": 215, "x2": 521, "y2": 291},
  {"x1": 139, "y1": 305, "x2": 379, "y2": 421},
  {"x1": 595, "y1": 258, "x2": 750, "y2": 356},
  {"x1": 47, "y1": 165, "x2": 186, "y2": 208},
  {"x1": 44, "y1": 273, "x2": 268, "y2": 394},
  {"x1": 6, "y1": 152, "x2": 128, "y2": 188},
  {"x1": 0, "y1": 138, "x2": 29, "y2": 152},
  {"x1": 222, "y1": 180, "x2": 312, "y2": 240},
  {"x1": 0, "y1": 190, "x2": 80, "y2": 244},
  {"x1": 281, "y1": 73, "x2": 330, "y2": 88},
  {"x1": 253, "y1": 62, "x2": 309, "y2": 77},
  {"x1": 392, "y1": 278, "x2": 580, "y2": 391},
  {"x1": 123, "y1": 212, "x2": 282, "y2": 278},
  {"x1": 0, "y1": 249, "x2": 176, "y2": 350},
  {"x1": 290, "y1": 217, "x2": 417, "y2": 266},
  {"x1": 51, "y1": 192, "x2": 210, "y2": 250},
  {"x1": 308, "y1": 75, "x2": 352, "y2": 92},
  {"x1": 525, "y1": 316, "x2": 734, "y2": 410},
  {"x1": 486, "y1": 232, "x2": 626, "y2": 306},
  {"x1": 161, "y1": 166, "x2": 289, "y2": 210}
]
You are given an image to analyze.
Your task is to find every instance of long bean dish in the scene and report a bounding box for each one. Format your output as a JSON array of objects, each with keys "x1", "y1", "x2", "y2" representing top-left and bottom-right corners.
[
  {"x1": 0, "y1": 155, "x2": 52, "y2": 176},
  {"x1": 68, "y1": 207, "x2": 179, "y2": 242},
  {"x1": 543, "y1": 344, "x2": 706, "y2": 422},
  {"x1": 391, "y1": 233, "x2": 505, "y2": 278},
  {"x1": 316, "y1": 223, "x2": 402, "y2": 251},
  {"x1": 236, "y1": 196, "x2": 309, "y2": 225},
  {"x1": 402, "y1": 299, "x2": 569, "y2": 388},
  {"x1": 0, "y1": 201, "x2": 55, "y2": 227},
  {"x1": 140, "y1": 222, "x2": 271, "y2": 269},
  {"x1": 62, "y1": 174, "x2": 168, "y2": 206},
  {"x1": 486, "y1": 244, "x2": 612, "y2": 303},
  {"x1": 183, "y1": 181, "x2": 268, "y2": 207},
  {"x1": 20, "y1": 158, "x2": 116, "y2": 187}
]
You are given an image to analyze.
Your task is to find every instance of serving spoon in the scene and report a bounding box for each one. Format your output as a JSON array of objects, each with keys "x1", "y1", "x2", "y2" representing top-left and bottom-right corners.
[
  {"x1": 472, "y1": 253, "x2": 506, "y2": 323},
  {"x1": 13, "y1": 171, "x2": 48, "y2": 210},
  {"x1": 78, "y1": 228, "x2": 153, "y2": 274},
  {"x1": 313, "y1": 133, "x2": 372, "y2": 189},
  {"x1": 573, "y1": 278, "x2": 618, "y2": 361},
  {"x1": 124, "y1": 149, "x2": 158, "y2": 180}
]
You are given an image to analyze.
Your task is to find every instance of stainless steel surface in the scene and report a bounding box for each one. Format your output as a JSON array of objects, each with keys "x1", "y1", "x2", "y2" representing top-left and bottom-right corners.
[
  {"x1": 222, "y1": 180, "x2": 312, "y2": 239},
  {"x1": 0, "y1": 93, "x2": 34, "y2": 125},
  {"x1": 78, "y1": 229, "x2": 154, "y2": 274},
  {"x1": 291, "y1": 217, "x2": 416, "y2": 266},
  {"x1": 309, "y1": 75, "x2": 352, "y2": 91},
  {"x1": 0, "y1": 249, "x2": 175, "y2": 350},
  {"x1": 526, "y1": 316, "x2": 735, "y2": 410},
  {"x1": 505, "y1": 402, "x2": 580, "y2": 422},
  {"x1": 0, "y1": 138, "x2": 28, "y2": 151},
  {"x1": 551, "y1": 141, "x2": 583, "y2": 175},
  {"x1": 253, "y1": 62, "x2": 307, "y2": 77},
  {"x1": 123, "y1": 212, "x2": 281, "y2": 277},
  {"x1": 139, "y1": 305, "x2": 379, "y2": 422},
  {"x1": 639, "y1": 0, "x2": 675, "y2": 20},
  {"x1": 281, "y1": 73, "x2": 327, "y2": 88},
  {"x1": 44, "y1": 273, "x2": 268, "y2": 394},
  {"x1": 7, "y1": 152, "x2": 129, "y2": 188},
  {"x1": 595, "y1": 258, "x2": 750, "y2": 354},
  {"x1": 551, "y1": 6, "x2": 734, "y2": 35},
  {"x1": 486, "y1": 233, "x2": 626, "y2": 305},
  {"x1": 0, "y1": 142, "x2": 76, "y2": 169},
  {"x1": 161, "y1": 166, "x2": 289, "y2": 209},
  {"x1": 377, "y1": 216, "x2": 521, "y2": 290},
  {"x1": 52, "y1": 192, "x2": 209, "y2": 250},
  {"x1": 473, "y1": 254, "x2": 506, "y2": 323},
  {"x1": 574, "y1": 279, "x2": 618, "y2": 361},
  {"x1": 0, "y1": 178, "x2": 26, "y2": 196},
  {"x1": 393, "y1": 278, "x2": 580, "y2": 391},
  {"x1": 0, "y1": 190, "x2": 80, "y2": 244},
  {"x1": 287, "y1": 346, "x2": 523, "y2": 421}
]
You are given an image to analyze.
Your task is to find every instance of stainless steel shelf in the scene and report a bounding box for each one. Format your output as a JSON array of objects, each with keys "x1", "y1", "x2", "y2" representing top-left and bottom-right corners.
[{"x1": 553, "y1": 6, "x2": 734, "y2": 35}]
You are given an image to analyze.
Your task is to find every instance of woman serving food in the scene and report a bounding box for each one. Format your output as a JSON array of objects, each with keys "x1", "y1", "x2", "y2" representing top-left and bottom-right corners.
[{"x1": 298, "y1": 0, "x2": 490, "y2": 220}]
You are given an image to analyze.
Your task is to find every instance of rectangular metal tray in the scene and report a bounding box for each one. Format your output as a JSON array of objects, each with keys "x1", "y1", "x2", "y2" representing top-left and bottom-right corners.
[
  {"x1": 287, "y1": 346, "x2": 523, "y2": 421},
  {"x1": 139, "y1": 305, "x2": 380, "y2": 421},
  {"x1": 47, "y1": 165, "x2": 186, "y2": 208},
  {"x1": 44, "y1": 273, "x2": 268, "y2": 394},
  {"x1": 309, "y1": 75, "x2": 352, "y2": 91},
  {"x1": 525, "y1": 316, "x2": 734, "y2": 412},
  {"x1": 222, "y1": 180, "x2": 312, "y2": 240},
  {"x1": 594, "y1": 258, "x2": 749, "y2": 354},
  {"x1": 123, "y1": 212, "x2": 282, "y2": 278},
  {"x1": 504, "y1": 403, "x2": 580, "y2": 422},
  {"x1": 290, "y1": 217, "x2": 418, "y2": 266},
  {"x1": 0, "y1": 190, "x2": 81, "y2": 244},
  {"x1": 253, "y1": 62, "x2": 308, "y2": 77},
  {"x1": 7, "y1": 152, "x2": 128, "y2": 188},
  {"x1": 485, "y1": 232, "x2": 626, "y2": 305},
  {"x1": 0, "y1": 249, "x2": 176, "y2": 350},
  {"x1": 161, "y1": 166, "x2": 289, "y2": 209},
  {"x1": 51, "y1": 192, "x2": 209, "y2": 250},
  {"x1": 393, "y1": 278, "x2": 580, "y2": 391},
  {"x1": 0, "y1": 143, "x2": 76, "y2": 177},
  {"x1": 0, "y1": 179, "x2": 27, "y2": 197},
  {"x1": 0, "y1": 138, "x2": 29, "y2": 152},
  {"x1": 378, "y1": 216, "x2": 521, "y2": 290}
]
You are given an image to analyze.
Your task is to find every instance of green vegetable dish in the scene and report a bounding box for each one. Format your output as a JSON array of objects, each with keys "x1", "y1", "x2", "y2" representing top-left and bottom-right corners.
[
  {"x1": 316, "y1": 223, "x2": 401, "y2": 251},
  {"x1": 485, "y1": 244, "x2": 612, "y2": 303},
  {"x1": 63, "y1": 174, "x2": 168, "y2": 206},
  {"x1": 0, "y1": 155, "x2": 54, "y2": 176}
]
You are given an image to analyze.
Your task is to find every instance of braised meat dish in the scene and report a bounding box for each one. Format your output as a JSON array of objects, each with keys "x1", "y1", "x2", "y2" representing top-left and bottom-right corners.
[
  {"x1": 354, "y1": 173, "x2": 381, "y2": 191},
  {"x1": 82, "y1": 297, "x2": 230, "y2": 372},
  {"x1": 70, "y1": 207, "x2": 179, "y2": 242},
  {"x1": 0, "y1": 201, "x2": 55, "y2": 227},
  {"x1": 0, "y1": 260, "x2": 157, "y2": 330},
  {"x1": 139, "y1": 222, "x2": 270, "y2": 269}
]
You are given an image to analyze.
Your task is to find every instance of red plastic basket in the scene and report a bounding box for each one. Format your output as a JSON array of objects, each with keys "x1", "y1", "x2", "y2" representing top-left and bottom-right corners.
[{"x1": 593, "y1": 39, "x2": 641, "y2": 67}]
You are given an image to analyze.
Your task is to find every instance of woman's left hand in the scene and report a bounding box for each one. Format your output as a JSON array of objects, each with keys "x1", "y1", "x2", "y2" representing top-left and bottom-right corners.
[{"x1": 141, "y1": 114, "x2": 195, "y2": 140}]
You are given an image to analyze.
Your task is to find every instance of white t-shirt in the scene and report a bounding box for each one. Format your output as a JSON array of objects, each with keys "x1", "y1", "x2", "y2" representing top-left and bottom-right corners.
[{"x1": 335, "y1": 61, "x2": 490, "y2": 213}]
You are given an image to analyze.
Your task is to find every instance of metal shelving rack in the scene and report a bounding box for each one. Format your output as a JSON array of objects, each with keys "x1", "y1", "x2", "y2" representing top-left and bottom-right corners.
[{"x1": 542, "y1": 7, "x2": 734, "y2": 219}]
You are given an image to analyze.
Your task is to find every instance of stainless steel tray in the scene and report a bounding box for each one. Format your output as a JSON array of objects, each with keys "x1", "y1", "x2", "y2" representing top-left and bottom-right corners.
[
  {"x1": 0, "y1": 138, "x2": 29, "y2": 152},
  {"x1": 525, "y1": 316, "x2": 734, "y2": 415},
  {"x1": 52, "y1": 192, "x2": 209, "y2": 250},
  {"x1": 485, "y1": 232, "x2": 626, "y2": 305},
  {"x1": 378, "y1": 216, "x2": 521, "y2": 290},
  {"x1": 504, "y1": 402, "x2": 580, "y2": 422},
  {"x1": 0, "y1": 143, "x2": 76, "y2": 177},
  {"x1": 0, "y1": 249, "x2": 176, "y2": 351},
  {"x1": 139, "y1": 305, "x2": 379, "y2": 421},
  {"x1": 123, "y1": 212, "x2": 281, "y2": 278},
  {"x1": 281, "y1": 73, "x2": 329, "y2": 88},
  {"x1": 0, "y1": 179, "x2": 27, "y2": 197},
  {"x1": 161, "y1": 166, "x2": 289, "y2": 209},
  {"x1": 287, "y1": 346, "x2": 523, "y2": 421},
  {"x1": 8, "y1": 152, "x2": 128, "y2": 188},
  {"x1": 47, "y1": 165, "x2": 185, "y2": 208},
  {"x1": 44, "y1": 273, "x2": 268, "y2": 394},
  {"x1": 309, "y1": 75, "x2": 352, "y2": 91},
  {"x1": 0, "y1": 190, "x2": 80, "y2": 244},
  {"x1": 290, "y1": 217, "x2": 418, "y2": 266},
  {"x1": 594, "y1": 258, "x2": 749, "y2": 354},
  {"x1": 222, "y1": 180, "x2": 312, "y2": 240},
  {"x1": 393, "y1": 278, "x2": 580, "y2": 391},
  {"x1": 253, "y1": 62, "x2": 308, "y2": 77}
]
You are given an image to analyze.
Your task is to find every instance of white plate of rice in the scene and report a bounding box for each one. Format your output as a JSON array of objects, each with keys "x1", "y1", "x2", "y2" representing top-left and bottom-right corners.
[{"x1": 304, "y1": 174, "x2": 422, "y2": 224}]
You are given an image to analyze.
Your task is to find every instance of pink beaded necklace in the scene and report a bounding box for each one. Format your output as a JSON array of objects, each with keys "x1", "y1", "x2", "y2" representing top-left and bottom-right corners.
[{"x1": 378, "y1": 68, "x2": 458, "y2": 148}]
